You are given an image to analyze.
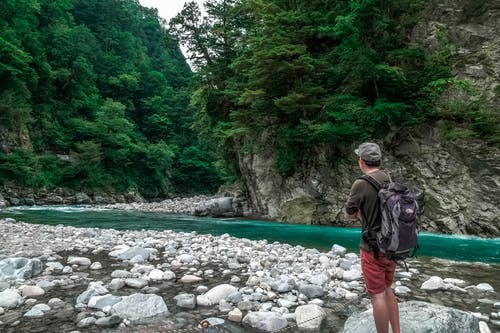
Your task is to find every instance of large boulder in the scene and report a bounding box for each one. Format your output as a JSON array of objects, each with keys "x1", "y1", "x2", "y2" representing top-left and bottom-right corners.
[
  {"x1": 342, "y1": 301, "x2": 480, "y2": 333},
  {"x1": 242, "y1": 311, "x2": 288, "y2": 332},
  {"x1": 192, "y1": 197, "x2": 236, "y2": 217},
  {"x1": 0, "y1": 258, "x2": 43, "y2": 280},
  {"x1": 111, "y1": 293, "x2": 169, "y2": 323}
]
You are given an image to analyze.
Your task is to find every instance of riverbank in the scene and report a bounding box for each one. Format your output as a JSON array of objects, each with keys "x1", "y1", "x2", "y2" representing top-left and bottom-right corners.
[
  {"x1": 101, "y1": 195, "x2": 217, "y2": 215},
  {"x1": 0, "y1": 218, "x2": 498, "y2": 332}
]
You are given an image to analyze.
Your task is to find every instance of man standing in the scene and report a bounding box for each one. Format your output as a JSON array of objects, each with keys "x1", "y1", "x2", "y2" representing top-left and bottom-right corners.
[{"x1": 344, "y1": 142, "x2": 400, "y2": 333}]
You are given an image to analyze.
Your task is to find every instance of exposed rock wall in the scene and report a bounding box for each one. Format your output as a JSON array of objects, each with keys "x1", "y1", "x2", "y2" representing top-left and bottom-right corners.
[
  {"x1": 413, "y1": 0, "x2": 500, "y2": 99},
  {"x1": 237, "y1": 125, "x2": 500, "y2": 237},
  {"x1": 0, "y1": 126, "x2": 31, "y2": 153},
  {"x1": 0, "y1": 184, "x2": 145, "y2": 206}
]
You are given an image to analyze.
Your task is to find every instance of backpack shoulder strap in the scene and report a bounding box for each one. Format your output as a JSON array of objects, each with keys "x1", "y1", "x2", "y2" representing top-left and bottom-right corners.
[{"x1": 358, "y1": 174, "x2": 381, "y2": 192}]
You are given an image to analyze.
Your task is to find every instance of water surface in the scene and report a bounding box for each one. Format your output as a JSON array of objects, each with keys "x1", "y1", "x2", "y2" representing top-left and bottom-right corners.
[{"x1": 1, "y1": 206, "x2": 499, "y2": 263}]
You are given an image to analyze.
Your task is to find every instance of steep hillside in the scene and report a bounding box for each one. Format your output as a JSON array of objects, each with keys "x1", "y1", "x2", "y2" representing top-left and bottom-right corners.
[{"x1": 0, "y1": 0, "x2": 222, "y2": 197}]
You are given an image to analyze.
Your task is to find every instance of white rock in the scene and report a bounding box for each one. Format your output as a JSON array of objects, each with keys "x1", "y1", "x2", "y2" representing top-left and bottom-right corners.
[
  {"x1": 163, "y1": 270, "x2": 176, "y2": 280},
  {"x1": 108, "y1": 279, "x2": 125, "y2": 291},
  {"x1": 24, "y1": 308, "x2": 45, "y2": 318},
  {"x1": 111, "y1": 293, "x2": 169, "y2": 323},
  {"x1": 196, "y1": 286, "x2": 209, "y2": 293},
  {"x1": 88, "y1": 294, "x2": 122, "y2": 311},
  {"x1": 309, "y1": 273, "x2": 330, "y2": 286},
  {"x1": 345, "y1": 291, "x2": 359, "y2": 301},
  {"x1": 24, "y1": 304, "x2": 50, "y2": 318},
  {"x1": 219, "y1": 299, "x2": 232, "y2": 312},
  {"x1": 174, "y1": 293, "x2": 196, "y2": 309},
  {"x1": 331, "y1": 244, "x2": 347, "y2": 256},
  {"x1": 125, "y1": 278, "x2": 148, "y2": 289},
  {"x1": 21, "y1": 285, "x2": 45, "y2": 298},
  {"x1": 67, "y1": 256, "x2": 91, "y2": 266},
  {"x1": 421, "y1": 276, "x2": 444, "y2": 291},
  {"x1": 25, "y1": 298, "x2": 37, "y2": 306},
  {"x1": 343, "y1": 269, "x2": 362, "y2": 282},
  {"x1": 178, "y1": 254, "x2": 196, "y2": 263},
  {"x1": 148, "y1": 269, "x2": 165, "y2": 281},
  {"x1": 228, "y1": 308, "x2": 242, "y2": 322},
  {"x1": 443, "y1": 278, "x2": 466, "y2": 287},
  {"x1": 295, "y1": 304, "x2": 326, "y2": 330},
  {"x1": 129, "y1": 255, "x2": 145, "y2": 264},
  {"x1": 89, "y1": 262, "x2": 102, "y2": 270},
  {"x1": 202, "y1": 284, "x2": 238, "y2": 306},
  {"x1": 180, "y1": 275, "x2": 203, "y2": 283},
  {"x1": 62, "y1": 266, "x2": 73, "y2": 274},
  {"x1": 308, "y1": 298, "x2": 324, "y2": 306},
  {"x1": 47, "y1": 298, "x2": 65, "y2": 307},
  {"x1": 242, "y1": 311, "x2": 288, "y2": 331},
  {"x1": 196, "y1": 295, "x2": 211, "y2": 307},
  {"x1": 46, "y1": 262, "x2": 64, "y2": 273},
  {"x1": 479, "y1": 321, "x2": 491, "y2": 333},
  {"x1": 77, "y1": 317, "x2": 96, "y2": 328},
  {"x1": 0, "y1": 289, "x2": 23, "y2": 309},
  {"x1": 277, "y1": 299, "x2": 294, "y2": 308},
  {"x1": 395, "y1": 286, "x2": 412, "y2": 295},
  {"x1": 476, "y1": 283, "x2": 494, "y2": 292},
  {"x1": 395, "y1": 271, "x2": 412, "y2": 279}
]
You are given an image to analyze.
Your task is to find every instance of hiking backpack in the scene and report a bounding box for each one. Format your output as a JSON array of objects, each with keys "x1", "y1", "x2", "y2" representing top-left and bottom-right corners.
[{"x1": 359, "y1": 174, "x2": 419, "y2": 261}]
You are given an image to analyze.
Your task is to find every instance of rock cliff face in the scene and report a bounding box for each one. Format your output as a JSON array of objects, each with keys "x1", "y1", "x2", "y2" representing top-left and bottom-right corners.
[
  {"x1": 237, "y1": 125, "x2": 500, "y2": 237},
  {"x1": 235, "y1": 0, "x2": 500, "y2": 237},
  {"x1": 413, "y1": 0, "x2": 500, "y2": 99},
  {"x1": 0, "y1": 184, "x2": 145, "y2": 207}
]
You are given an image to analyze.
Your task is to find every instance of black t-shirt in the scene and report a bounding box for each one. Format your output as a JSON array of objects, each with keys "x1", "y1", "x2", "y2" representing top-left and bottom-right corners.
[{"x1": 345, "y1": 170, "x2": 390, "y2": 251}]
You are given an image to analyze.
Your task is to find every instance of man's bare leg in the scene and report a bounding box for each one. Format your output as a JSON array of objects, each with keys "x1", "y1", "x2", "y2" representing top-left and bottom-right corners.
[
  {"x1": 371, "y1": 288, "x2": 400, "y2": 333},
  {"x1": 386, "y1": 287, "x2": 400, "y2": 333},
  {"x1": 371, "y1": 291, "x2": 390, "y2": 333}
]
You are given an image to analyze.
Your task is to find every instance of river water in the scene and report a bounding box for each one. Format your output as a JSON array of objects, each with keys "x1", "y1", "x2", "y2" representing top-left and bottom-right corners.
[{"x1": 1, "y1": 205, "x2": 499, "y2": 263}]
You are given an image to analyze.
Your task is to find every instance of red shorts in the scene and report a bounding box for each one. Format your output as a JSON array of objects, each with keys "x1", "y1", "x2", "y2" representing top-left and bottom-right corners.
[{"x1": 360, "y1": 249, "x2": 396, "y2": 295}]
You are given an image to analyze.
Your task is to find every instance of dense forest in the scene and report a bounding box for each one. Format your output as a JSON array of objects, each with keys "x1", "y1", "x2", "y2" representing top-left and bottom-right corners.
[
  {"x1": 1, "y1": 0, "x2": 498, "y2": 197},
  {"x1": 0, "y1": 0, "x2": 222, "y2": 197}
]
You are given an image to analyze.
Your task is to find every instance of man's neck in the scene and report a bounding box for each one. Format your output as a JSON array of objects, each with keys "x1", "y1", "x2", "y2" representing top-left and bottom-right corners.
[{"x1": 363, "y1": 167, "x2": 379, "y2": 175}]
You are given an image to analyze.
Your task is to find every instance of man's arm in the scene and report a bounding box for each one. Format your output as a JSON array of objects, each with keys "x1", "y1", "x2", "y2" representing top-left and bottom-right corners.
[{"x1": 345, "y1": 179, "x2": 364, "y2": 221}]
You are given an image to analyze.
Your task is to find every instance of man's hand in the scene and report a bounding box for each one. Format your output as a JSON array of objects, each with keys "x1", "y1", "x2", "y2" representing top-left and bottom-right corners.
[{"x1": 344, "y1": 209, "x2": 361, "y2": 221}]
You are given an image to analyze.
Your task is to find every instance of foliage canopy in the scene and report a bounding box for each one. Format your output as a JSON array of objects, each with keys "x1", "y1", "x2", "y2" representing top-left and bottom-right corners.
[
  {"x1": 170, "y1": 0, "x2": 498, "y2": 178},
  {"x1": 0, "y1": 0, "x2": 223, "y2": 196}
]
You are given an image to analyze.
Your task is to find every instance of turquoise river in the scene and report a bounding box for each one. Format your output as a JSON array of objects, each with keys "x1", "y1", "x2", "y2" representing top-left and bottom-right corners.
[{"x1": 0, "y1": 205, "x2": 499, "y2": 264}]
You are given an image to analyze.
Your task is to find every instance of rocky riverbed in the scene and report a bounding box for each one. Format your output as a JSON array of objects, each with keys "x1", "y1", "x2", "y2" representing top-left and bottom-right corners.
[{"x1": 0, "y1": 217, "x2": 499, "y2": 333}]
